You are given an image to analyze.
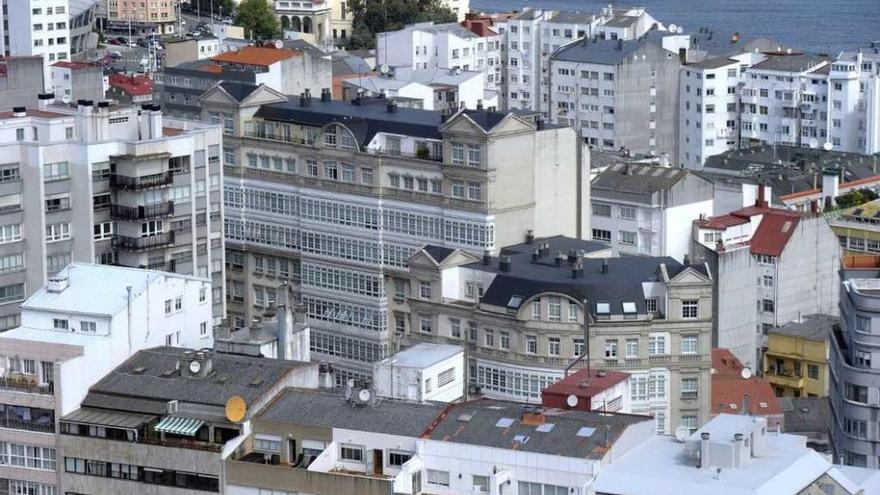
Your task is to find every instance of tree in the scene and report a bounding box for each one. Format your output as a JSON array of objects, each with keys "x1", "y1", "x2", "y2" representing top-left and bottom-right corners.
[
  {"x1": 235, "y1": 0, "x2": 280, "y2": 40},
  {"x1": 347, "y1": 0, "x2": 458, "y2": 49},
  {"x1": 190, "y1": 0, "x2": 235, "y2": 18}
]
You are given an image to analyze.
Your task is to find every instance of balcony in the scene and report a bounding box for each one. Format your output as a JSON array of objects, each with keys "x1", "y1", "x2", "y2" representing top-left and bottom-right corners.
[
  {"x1": 110, "y1": 171, "x2": 173, "y2": 191},
  {"x1": 112, "y1": 232, "x2": 175, "y2": 252},
  {"x1": 765, "y1": 368, "x2": 804, "y2": 389},
  {"x1": 0, "y1": 418, "x2": 55, "y2": 433},
  {"x1": 0, "y1": 376, "x2": 54, "y2": 395},
  {"x1": 110, "y1": 201, "x2": 175, "y2": 220}
]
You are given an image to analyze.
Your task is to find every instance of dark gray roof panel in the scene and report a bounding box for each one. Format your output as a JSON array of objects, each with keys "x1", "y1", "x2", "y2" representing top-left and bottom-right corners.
[
  {"x1": 751, "y1": 54, "x2": 830, "y2": 72},
  {"x1": 220, "y1": 81, "x2": 259, "y2": 101},
  {"x1": 423, "y1": 245, "x2": 456, "y2": 264},
  {"x1": 592, "y1": 163, "x2": 689, "y2": 194},
  {"x1": 258, "y1": 388, "x2": 446, "y2": 437},
  {"x1": 552, "y1": 31, "x2": 662, "y2": 65}
]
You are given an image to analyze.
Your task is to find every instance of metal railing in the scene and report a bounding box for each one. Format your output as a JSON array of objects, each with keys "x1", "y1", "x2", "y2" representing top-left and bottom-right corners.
[
  {"x1": 0, "y1": 418, "x2": 55, "y2": 433},
  {"x1": 0, "y1": 377, "x2": 54, "y2": 395},
  {"x1": 112, "y1": 231, "x2": 175, "y2": 251},
  {"x1": 110, "y1": 201, "x2": 175, "y2": 220},
  {"x1": 110, "y1": 171, "x2": 173, "y2": 191}
]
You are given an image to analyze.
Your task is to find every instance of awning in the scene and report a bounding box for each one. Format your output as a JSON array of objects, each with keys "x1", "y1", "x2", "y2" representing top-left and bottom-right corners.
[
  {"x1": 154, "y1": 416, "x2": 204, "y2": 437},
  {"x1": 62, "y1": 408, "x2": 155, "y2": 429}
]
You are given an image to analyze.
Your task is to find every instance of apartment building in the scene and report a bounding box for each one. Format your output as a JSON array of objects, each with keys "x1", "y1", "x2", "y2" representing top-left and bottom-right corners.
[
  {"x1": 550, "y1": 32, "x2": 682, "y2": 162},
  {"x1": 0, "y1": 263, "x2": 214, "y2": 495},
  {"x1": 0, "y1": 0, "x2": 72, "y2": 90},
  {"x1": 68, "y1": 0, "x2": 99, "y2": 58},
  {"x1": 204, "y1": 83, "x2": 586, "y2": 382},
  {"x1": 377, "y1": 22, "x2": 503, "y2": 94},
  {"x1": 100, "y1": 0, "x2": 177, "y2": 35},
  {"x1": 830, "y1": 255, "x2": 880, "y2": 468},
  {"x1": 226, "y1": 387, "x2": 654, "y2": 495},
  {"x1": 49, "y1": 61, "x2": 105, "y2": 103},
  {"x1": 159, "y1": 45, "x2": 332, "y2": 118},
  {"x1": 0, "y1": 57, "x2": 46, "y2": 112},
  {"x1": 595, "y1": 414, "x2": 865, "y2": 495},
  {"x1": 591, "y1": 162, "x2": 713, "y2": 260},
  {"x1": 58, "y1": 346, "x2": 331, "y2": 494},
  {"x1": 764, "y1": 315, "x2": 831, "y2": 398},
  {"x1": 828, "y1": 199, "x2": 880, "y2": 255},
  {"x1": 400, "y1": 235, "x2": 713, "y2": 433},
  {"x1": 692, "y1": 189, "x2": 840, "y2": 369},
  {"x1": 0, "y1": 97, "x2": 226, "y2": 328},
  {"x1": 341, "y1": 66, "x2": 495, "y2": 111},
  {"x1": 836, "y1": 42, "x2": 880, "y2": 155}
]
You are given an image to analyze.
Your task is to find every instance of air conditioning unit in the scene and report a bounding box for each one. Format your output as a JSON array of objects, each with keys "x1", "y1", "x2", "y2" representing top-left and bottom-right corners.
[{"x1": 167, "y1": 400, "x2": 179, "y2": 414}]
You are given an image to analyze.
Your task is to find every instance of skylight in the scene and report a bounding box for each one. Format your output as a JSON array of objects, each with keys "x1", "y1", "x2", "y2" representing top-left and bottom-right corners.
[
  {"x1": 507, "y1": 295, "x2": 524, "y2": 309},
  {"x1": 622, "y1": 302, "x2": 637, "y2": 313},
  {"x1": 596, "y1": 303, "x2": 610, "y2": 314},
  {"x1": 536, "y1": 423, "x2": 555, "y2": 433},
  {"x1": 513, "y1": 434, "x2": 530, "y2": 444},
  {"x1": 496, "y1": 417, "x2": 515, "y2": 428},
  {"x1": 576, "y1": 426, "x2": 596, "y2": 437}
]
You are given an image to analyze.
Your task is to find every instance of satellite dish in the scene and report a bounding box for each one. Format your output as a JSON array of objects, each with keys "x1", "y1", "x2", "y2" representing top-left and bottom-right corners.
[
  {"x1": 225, "y1": 396, "x2": 247, "y2": 423},
  {"x1": 740, "y1": 367, "x2": 753, "y2": 380},
  {"x1": 677, "y1": 26, "x2": 684, "y2": 34},
  {"x1": 379, "y1": 64, "x2": 391, "y2": 75},
  {"x1": 674, "y1": 425, "x2": 690, "y2": 442},
  {"x1": 358, "y1": 389, "x2": 373, "y2": 402},
  {"x1": 62, "y1": 95, "x2": 71, "y2": 104},
  {"x1": 188, "y1": 360, "x2": 201, "y2": 374},
  {"x1": 823, "y1": 141, "x2": 833, "y2": 151},
  {"x1": 566, "y1": 394, "x2": 579, "y2": 408},
  {"x1": 274, "y1": 39, "x2": 283, "y2": 49},
  {"x1": 668, "y1": 24, "x2": 677, "y2": 34},
  {"x1": 808, "y1": 138, "x2": 819, "y2": 149}
]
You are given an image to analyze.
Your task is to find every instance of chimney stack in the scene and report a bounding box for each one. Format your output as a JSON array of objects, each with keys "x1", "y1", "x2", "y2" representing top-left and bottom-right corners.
[
  {"x1": 483, "y1": 250, "x2": 491, "y2": 266},
  {"x1": 12, "y1": 107, "x2": 26, "y2": 118},
  {"x1": 37, "y1": 92, "x2": 55, "y2": 111},
  {"x1": 700, "y1": 432, "x2": 711, "y2": 469},
  {"x1": 554, "y1": 252, "x2": 565, "y2": 267},
  {"x1": 601, "y1": 258, "x2": 609, "y2": 274},
  {"x1": 499, "y1": 255, "x2": 511, "y2": 272},
  {"x1": 572, "y1": 261, "x2": 584, "y2": 279},
  {"x1": 386, "y1": 100, "x2": 397, "y2": 113},
  {"x1": 525, "y1": 229, "x2": 535, "y2": 244},
  {"x1": 320, "y1": 87, "x2": 331, "y2": 102},
  {"x1": 756, "y1": 183, "x2": 767, "y2": 208}
]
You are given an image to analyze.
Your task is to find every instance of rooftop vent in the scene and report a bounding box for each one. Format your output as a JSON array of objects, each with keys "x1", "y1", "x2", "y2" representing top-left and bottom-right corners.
[
  {"x1": 535, "y1": 423, "x2": 555, "y2": 433},
  {"x1": 320, "y1": 87, "x2": 331, "y2": 102},
  {"x1": 131, "y1": 366, "x2": 147, "y2": 374},
  {"x1": 554, "y1": 251, "x2": 565, "y2": 267},
  {"x1": 249, "y1": 378, "x2": 264, "y2": 387},
  {"x1": 512, "y1": 434, "x2": 530, "y2": 444},
  {"x1": 499, "y1": 255, "x2": 511, "y2": 272},
  {"x1": 457, "y1": 413, "x2": 474, "y2": 422},
  {"x1": 525, "y1": 229, "x2": 535, "y2": 244},
  {"x1": 46, "y1": 276, "x2": 69, "y2": 293}
]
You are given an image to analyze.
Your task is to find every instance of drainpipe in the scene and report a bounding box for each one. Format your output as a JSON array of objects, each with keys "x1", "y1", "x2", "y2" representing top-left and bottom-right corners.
[{"x1": 126, "y1": 286, "x2": 133, "y2": 355}]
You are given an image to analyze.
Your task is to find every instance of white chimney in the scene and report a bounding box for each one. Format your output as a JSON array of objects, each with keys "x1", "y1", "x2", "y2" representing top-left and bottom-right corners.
[
  {"x1": 149, "y1": 105, "x2": 164, "y2": 139},
  {"x1": 38, "y1": 93, "x2": 55, "y2": 111},
  {"x1": 47, "y1": 276, "x2": 69, "y2": 293},
  {"x1": 700, "y1": 432, "x2": 711, "y2": 469},
  {"x1": 822, "y1": 168, "x2": 840, "y2": 207}
]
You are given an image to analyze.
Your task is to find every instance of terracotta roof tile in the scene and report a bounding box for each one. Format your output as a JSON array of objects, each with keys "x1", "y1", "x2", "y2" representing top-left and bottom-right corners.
[
  {"x1": 108, "y1": 73, "x2": 154, "y2": 96},
  {"x1": 211, "y1": 46, "x2": 300, "y2": 67},
  {"x1": 712, "y1": 348, "x2": 782, "y2": 416},
  {"x1": 749, "y1": 212, "x2": 799, "y2": 257}
]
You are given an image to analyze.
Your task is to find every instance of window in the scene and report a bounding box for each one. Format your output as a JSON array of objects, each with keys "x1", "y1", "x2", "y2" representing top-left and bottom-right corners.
[
  {"x1": 473, "y1": 475, "x2": 490, "y2": 493},
  {"x1": 619, "y1": 231, "x2": 636, "y2": 246},
  {"x1": 438, "y1": 368, "x2": 455, "y2": 387},
  {"x1": 854, "y1": 350, "x2": 871, "y2": 368},
  {"x1": 340, "y1": 444, "x2": 363, "y2": 462},
  {"x1": 45, "y1": 222, "x2": 71, "y2": 242},
  {"x1": 43, "y1": 161, "x2": 69, "y2": 181},
  {"x1": 568, "y1": 304, "x2": 578, "y2": 322},
  {"x1": 681, "y1": 335, "x2": 698, "y2": 355},
  {"x1": 648, "y1": 334, "x2": 667, "y2": 355},
  {"x1": 548, "y1": 337, "x2": 560, "y2": 356},
  {"x1": 593, "y1": 203, "x2": 611, "y2": 217},
  {"x1": 845, "y1": 383, "x2": 867, "y2": 403},
  {"x1": 419, "y1": 281, "x2": 432, "y2": 299},
  {"x1": 592, "y1": 229, "x2": 611, "y2": 242},
  {"x1": 626, "y1": 338, "x2": 639, "y2": 358},
  {"x1": 467, "y1": 182, "x2": 482, "y2": 201},
  {"x1": 548, "y1": 296, "x2": 561, "y2": 321},
  {"x1": 845, "y1": 418, "x2": 868, "y2": 439},
  {"x1": 761, "y1": 275, "x2": 774, "y2": 288},
  {"x1": 93, "y1": 222, "x2": 114, "y2": 240},
  {"x1": 80, "y1": 321, "x2": 96, "y2": 333},
  {"x1": 0, "y1": 253, "x2": 23, "y2": 273},
  {"x1": 449, "y1": 318, "x2": 461, "y2": 338},
  {"x1": 619, "y1": 206, "x2": 637, "y2": 220},
  {"x1": 681, "y1": 377, "x2": 698, "y2": 399},
  {"x1": 466, "y1": 144, "x2": 481, "y2": 167},
  {"x1": 761, "y1": 299, "x2": 775, "y2": 313},
  {"x1": 681, "y1": 299, "x2": 698, "y2": 319},
  {"x1": 526, "y1": 335, "x2": 537, "y2": 354},
  {"x1": 427, "y1": 470, "x2": 450, "y2": 487},
  {"x1": 255, "y1": 435, "x2": 282, "y2": 452},
  {"x1": 451, "y1": 143, "x2": 465, "y2": 165},
  {"x1": 605, "y1": 340, "x2": 618, "y2": 359},
  {"x1": 681, "y1": 415, "x2": 698, "y2": 433},
  {"x1": 389, "y1": 451, "x2": 412, "y2": 467},
  {"x1": 53, "y1": 318, "x2": 68, "y2": 330},
  {"x1": 420, "y1": 316, "x2": 432, "y2": 333},
  {"x1": 47, "y1": 253, "x2": 70, "y2": 274},
  {"x1": 0, "y1": 283, "x2": 24, "y2": 303},
  {"x1": 484, "y1": 329, "x2": 495, "y2": 347},
  {"x1": 645, "y1": 298, "x2": 657, "y2": 313}
]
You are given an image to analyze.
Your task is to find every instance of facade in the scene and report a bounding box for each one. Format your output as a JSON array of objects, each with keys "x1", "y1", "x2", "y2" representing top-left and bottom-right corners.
[
  {"x1": 541, "y1": 368, "x2": 631, "y2": 413},
  {"x1": 550, "y1": 33, "x2": 682, "y2": 163},
  {"x1": 764, "y1": 315, "x2": 831, "y2": 398},
  {"x1": 692, "y1": 189, "x2": 840, "y2": 369},
  {"x1": 226, "y1": 387, "x2": 654, "y2": 495},
  {"x1": 49, "y1": 61, "x2": 105, "y2": 103},
  {"x1": 276, "y1": 0, "x2": 333, "y2": 47},
  {"x1": 0, "y1": 263, "x2": 214, "y2": 495},
  {"x1": 591, "y1": 162, "x2": 714, "y2": 260},
  {"x1": 159, "y1": 46, "x2": 332, "y2": 118},
  {"x1": 341, "y1": 66, "x2": 496, "y2": 111},
  {"x1": 372, "y1": 342, "x2": 464, "y2": 402},
  {"x1": 327, "y1": 0, "x2": 352, "y2": 42},
  {"x1": 377, "y1": 22, "x2": 503, "y2": 95},
  {"x1": 711, "y1": 348, "x2": 784, "y2": 429},
  {"x1": 100, "y1": 0, "x2": 178, "y2": 35},
  {"x1": 207, "y1": 84, "x2": 587, "y2": 383},
  {"x1": 831, "y1": 263, "x2": 880, "y2": 468},
  {"x1": 68, "y1": 0, "x2": 99, "y2": 59},
  {"x1": 594, "y1": 414, "x2": 860, "y2": 495},
  {"x1": 57, "y1": 346, "x2": 330, "y2": 494},
  {"x1": 780, "y1": 397, "x2": 832, "y2": 454},
  {"x1": 0, "y1": 97, "x2": 226, "y2": 328},
  {"x1": 828, "y1": 199, "x2": 880, "y2": 255},
  {"x1": 0, "y1": 57, "x2": 46, "y2": 112},
  {"x1": 1, "y1": 0, "x2": 72, "y2": 90},
  {"x1": 106, "y1": 72, "x2": 154, "y2": 105},
  {"x1": 163, "y1": 36, "x2": 222, "y2": 68},
  {"x1": 401, "y1": 236, "x2": 714, "y2": 434}
]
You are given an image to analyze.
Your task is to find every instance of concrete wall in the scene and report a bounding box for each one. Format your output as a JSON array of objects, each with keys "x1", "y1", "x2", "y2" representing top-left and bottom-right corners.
[
  {"x1": 714, "y1": 247, "x2": 760, "y2": 368},
  {"x1": 0, "y1": 58, "x2": 46, "y2": 111},
  {"x1": 776, "y1": 216, "x2": 840, "y2": 326}
]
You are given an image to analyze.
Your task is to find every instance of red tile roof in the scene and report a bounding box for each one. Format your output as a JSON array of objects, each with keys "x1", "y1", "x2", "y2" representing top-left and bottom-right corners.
[
  {"x1": 749, "y1": 212, "x2": 800, "y2": 257},
  {"x1": 108, "y1": 73, "x2": 154, "y2": 96},
  {"x1": 0, "y1": 109, "x2": 68, "y2": 120},
  {"x1": 712, "y1": 349, "x2": 782, "y2": 417},
  {"x1": 542, "y1": 368, "x2": 629, "y2": 400},
  {"x1": 695, "y1": 214, "x2": 750, "y2": 230},
  {"x1": 211, "y1": 46, "x2": 299, "y2": 67},
  {"x1": 52, "y1": 61, "x2": 96, "y2": 70}
]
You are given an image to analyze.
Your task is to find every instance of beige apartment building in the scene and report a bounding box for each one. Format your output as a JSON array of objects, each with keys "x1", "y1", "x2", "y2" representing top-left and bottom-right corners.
[{"x1": 103, "y1": 0, "x2": 178, "y2": 35}]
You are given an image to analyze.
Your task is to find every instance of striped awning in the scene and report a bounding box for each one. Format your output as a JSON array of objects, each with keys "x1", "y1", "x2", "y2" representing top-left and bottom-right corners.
[{"x1": 154, "y1": 416, "x2": 204, "y2": 437}]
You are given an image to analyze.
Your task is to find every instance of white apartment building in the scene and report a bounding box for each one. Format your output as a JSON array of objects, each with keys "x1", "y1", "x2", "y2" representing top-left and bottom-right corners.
[
  {"x1": 1, "y1": 0, "x2": 72, "y2": 90},
  {"x1": 0, "y1": 97, "x2": 226, "y2": 330},
  {"x1": 0, "y1": 263, "x2": 214, "y2": 495},
  {"x1": 372, "y1": 342, "x2": 464, "y2": 402},
  {"x1": 377, "y1": 22, "x2": 502, "y2": 94},
  {"x1": 550, "y1": 33, "x2": 682, "y2": 162},
  {"x1": 205, "y1": 83, "x2": 587, "y2": 383},
  {"x1": 692, "y1": 190, "x2": 840, "y2": 369},
  {"x1": 341, "y1": 66, "x2": 496, "y2": 111}
]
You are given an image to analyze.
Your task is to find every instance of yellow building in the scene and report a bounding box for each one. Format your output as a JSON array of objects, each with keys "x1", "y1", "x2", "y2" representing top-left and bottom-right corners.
[
  {"x1": 763, "y1": 314, "x2": 832, "y2": 398},
  {"x1": 827, "y1": 198, "x2": 880, "y2": 254}
]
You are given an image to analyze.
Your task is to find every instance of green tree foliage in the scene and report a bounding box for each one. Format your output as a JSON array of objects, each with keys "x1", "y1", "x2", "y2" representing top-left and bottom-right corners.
[
  {"x1": 189, "y1": 0, "x2": 235, "y2": 17},
  {"x1": 347, "y1": 0, "x2": 458, "y2": 49},
  {"x1": 835, "y1": 188, "x2": 879, "y2": 210},
  {"x1": 235, "y1": 0, "x2": 280, "y2": 39}
]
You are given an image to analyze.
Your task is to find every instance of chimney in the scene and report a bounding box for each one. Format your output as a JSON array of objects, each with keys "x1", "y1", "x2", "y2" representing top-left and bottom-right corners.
[
  {"x1": 304, "y1": 88, "x2": 311, "y2": 101},
  {"x1": 822, "y1": 167, "x2": 840, "y2": 207},
  {"x1": 525, "y1": 229, "x2": 535, "y2": 244},
  {"x1": 756, "y1": 183, "x2": 767, "y2": 208},
  {"x1": 276, "y1": 284, "x2": 291, "y2": 360},
  {"x1": 299, "y1": 92, "x2": 310, "y2": 106},
  {"x1": 601, "y1": 258, "x2": 609, "y2": 274},
  {"x1": 733, "y1": 433, "x2": 745, "y2": 468},
  {"x1": 386, "y1": 100, "x2": 397, "y2": 113},
  {"x1": 483, "y1": 250, "x2": 492, "y2": 266},
  {"x1": 476, "y1": 99, "x2": 483, "y2": 110},
  {"x1": 37, "y1": 92, "x2": 55, "y2": 111},
  {"x1": 700, "y1": 432, "x2": 711, "y2": 469},
  {"x1": 567, "y1": 249, "x2": 579, "y2": 264},
  {"x1": 521, "y1": 406, "x2": 545, "y2": 425},
  {"x1": 616, "y1": 39, "x2": 624, "y2": 50},
  {"x1": 12, "y1": 106, "x2": 26, "y2": 118},
  {"x1": 810, "y1": 199, "x2": 818, "y2": 214},
  {"x1": 499, "y1": 255, "x2": 511, "y2": 272},
  {"x1": 148, "y1": 104, "x2": 163, "y2": 139},
  {"x1": 554, "y1": 252, "x2": 565, "y2": 267},
  {"x1": 320, "y1": 87, "x2": 331, "y2": 102},
  {"x1": 572, "y1": 261, "x2": 584, "y2": 279},
  {"x1": 532, "y1": 249, "x2": 540, "y2": 261},
  {"x1": 683, "y1": 254, "x2": 690, "y2": 266}
]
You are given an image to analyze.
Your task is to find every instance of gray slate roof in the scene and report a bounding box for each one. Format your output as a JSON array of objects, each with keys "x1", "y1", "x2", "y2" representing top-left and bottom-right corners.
[
  {"x1": 423, "y1": 245, "x2": 456, "y2": 264},
  {"x1": 769, "y1": 314, "x2": 835, "y2": 342},
  {"x1": 779, "y1": 397, "x2": 831, "y2": 434},
  {"x1": 552, "y1": 31, "x2": 662, "y2": 65},
  {"x1": 688, "y1": 57, "x2": 738, "y2": 70},
  {"x1": 592, "y1": 163, "x2": 689, "y2": 194},
  {"x1": 81, "y1": 347, "x2": 306, "y2": 413},
  {"x1": 220, "y1": 81, "x2": 260, "y2": 101},
  {"x1": 751, "y1": 54, "x2": 830, "y2": 72},
  {"x1": 424, "y1": 399, "x2": 649, "y2": 458},
  {"x1": 258, "y1": 388, "x2": 446, "y2": 437}
]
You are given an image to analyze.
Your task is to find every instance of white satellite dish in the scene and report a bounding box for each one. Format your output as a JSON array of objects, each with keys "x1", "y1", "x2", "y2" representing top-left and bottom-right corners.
[
  {"x1": 823, "y1": 141, "x2": 834, "y2": 151},
  {"x1": 61, "y1": 95, "x2": 71, "y2": 104},
  {"x1": 274, "y1": 39, "x2": 283, "y2": 49},
  {"x1": 677, "y1": 26, "x2": 684, "y2": 34},
  {"x1": 668, "y1": 24, "x2": 677, "y2": 34},
  {"x1": 674, "y1": 425, "x2": 690, "y2": 442},
  {"x1": 808, "y1": 138, "x2": 819, "y2": 149},
  {"x1": 566, "y1": 394, "x2": 579, "y2": 408},
  {"x1": 740, "y1": 367, "x2": 753, "y2": 380},
  {"x1": 379, "y1": 64, "x2": 391, "y2": 75},
  {"x1": 358, "y1": 389, "x2": 372, "y2": 402}
]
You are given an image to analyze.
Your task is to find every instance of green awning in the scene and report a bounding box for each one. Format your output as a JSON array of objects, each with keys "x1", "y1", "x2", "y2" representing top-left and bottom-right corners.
[{"x1": 154, "y1": 416, "x2": 204, "y2": 437}]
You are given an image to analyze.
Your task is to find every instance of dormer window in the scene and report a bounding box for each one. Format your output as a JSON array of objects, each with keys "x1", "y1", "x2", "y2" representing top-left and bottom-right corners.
[
  {"x1": 596, "y1": 303, "x2": 611, "y2": 320},
  {"x1": 323, "y1": 126, "x2": 337, "y2": 147},
  {"x1": 622, "y1": 302, "x2": 637, "y2": 319}
]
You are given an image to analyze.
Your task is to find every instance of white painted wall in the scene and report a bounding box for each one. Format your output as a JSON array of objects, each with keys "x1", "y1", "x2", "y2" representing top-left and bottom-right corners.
[
  {"x1": 373, "y1": 350, "x2": 464, "y2": 402},
  {"x1": 663, "y1": 199, "x2": 713, "y2": 261}
]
